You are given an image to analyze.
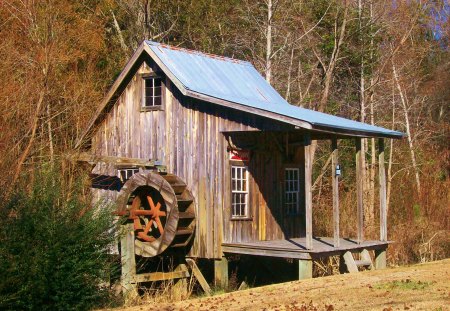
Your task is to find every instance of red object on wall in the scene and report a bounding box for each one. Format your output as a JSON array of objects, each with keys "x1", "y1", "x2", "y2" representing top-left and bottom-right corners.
[{"x1": 229, "y1": 149, "x2": 250, "y2": 161}]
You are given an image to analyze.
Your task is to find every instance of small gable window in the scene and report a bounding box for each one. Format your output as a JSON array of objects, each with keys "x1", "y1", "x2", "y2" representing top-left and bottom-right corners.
[{"x1": 143, "y1": 76, "x2": 162, "y2": 108}]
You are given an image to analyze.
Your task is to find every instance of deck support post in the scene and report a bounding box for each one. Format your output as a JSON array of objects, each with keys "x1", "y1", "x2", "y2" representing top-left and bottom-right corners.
[
  {"x1": 379, "y1": 138, "x2": 387, "y2": 242},
  {"x1": 120, "y1": 223, "x2": 137, "y2": 301},
  {"x1": 214, "y1": 256, "x2": 229, "y2": 289},
  {"x1": 355, "y1": 138, "x2": 364, "y2": 244},
  {"x1": 298, "y1": 259, "x2": 313, "y2": 280},
  {"x1": 304, "y1": 133, "x2": 313, "y2": 250},
  {"x1": 375, "y1": 248, "x2": 387, "y2": 269},
  {"x1": 331, "y1": 138, "x2": 340, "y2": 248}
]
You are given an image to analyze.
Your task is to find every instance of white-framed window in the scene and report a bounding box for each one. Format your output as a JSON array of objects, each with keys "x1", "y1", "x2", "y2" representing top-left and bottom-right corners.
[
  {"x1": 143, "y1": 76, "x2": 162, "y2": 107},
  {"x1": 118, "y1": 168, "x2": 139, "y2": 183},
  {"x1": 285, "y1": 168, "x2": 300, "y2": 215},
  {"x1": 231, "y1": 166, "x2": 249, "y2": 218}
]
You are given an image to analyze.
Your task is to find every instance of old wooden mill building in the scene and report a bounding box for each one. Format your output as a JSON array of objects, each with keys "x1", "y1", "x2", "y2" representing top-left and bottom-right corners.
[{"x1": 75, "y1": 41, "x2": 404, "y2": 295}]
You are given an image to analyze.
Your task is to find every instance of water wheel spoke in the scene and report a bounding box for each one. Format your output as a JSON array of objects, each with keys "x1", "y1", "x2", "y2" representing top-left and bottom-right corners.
[
  {"x1": 133, "y1": 218, "x2": 143, "y2": 231},
  {"x1": 157, "y1": 211, "x2": 166, "y2": 217},
  {"x1": 137, "y1": 231, "x2": 155, "y2": 242},
  {"x1": 143, "y1": 218, "x2": 153, "y2": 234},
  {"x1": 155, "y1": 217, "x2": 164, "y2": 235},
  {"x1": 133, "y1": 209, "x2": 154, "y2": 216}
]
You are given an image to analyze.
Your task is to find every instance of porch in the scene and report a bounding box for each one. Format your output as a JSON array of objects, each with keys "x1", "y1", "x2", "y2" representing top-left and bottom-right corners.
[{"x1": 222, "y1": 237, "x2": 389, "y2": 260}]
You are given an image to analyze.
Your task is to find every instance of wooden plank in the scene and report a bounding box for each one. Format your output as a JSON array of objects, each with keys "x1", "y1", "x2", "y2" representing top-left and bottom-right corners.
[
  {"x1": 355, "y1": 138, "x2": 364, "y2": 244},
  {"x1": 360, "y1": 249, "x2": 374, "y2": 270},
  {"x1": 186, "y1": 258, "x2": 212, "y2": 295},
  {"x1": 72, "y1": 152, "x2": 157, "y2": 167},
  {"x1": 214, "y1": 256, "x2": 229, "y2": 289},
  {"x1": 298, "y1": 260, "x2": 313, "y2": 279},
  {"x1": 343, "y1": 251, "x2": 358, "y2": 273},
  {"x1": 222, "y1": 244, "x2": 312, "y2": 260},
  {"x1": 120, "y1": 223, "x2": 137, "y2": 299},
  {"x1": 375, "y1": 248, "x2": 387, "y2": 269},
  {"x1": 331, "y1": 138, "x2": 340, "y2": 248},
  {"x1": 379, "y1": 138, "x2": 387, "y2": 242},
  {"x1": 304, "y1": 133, "x2": 313, "y2": 250},
  {"x1": 135, "y1": 269, "x2": 189, "y2": 283}
]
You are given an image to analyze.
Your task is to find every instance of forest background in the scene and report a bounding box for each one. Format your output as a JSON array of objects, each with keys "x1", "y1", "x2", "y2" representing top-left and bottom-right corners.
[{"x1": 0, "y1": 0, "x2": 448, "y2": 265}]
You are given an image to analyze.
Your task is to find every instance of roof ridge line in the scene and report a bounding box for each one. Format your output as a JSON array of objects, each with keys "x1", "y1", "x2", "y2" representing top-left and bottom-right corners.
[{"x1": 145, "y1": 40, "x2": 252, "y2": 66}]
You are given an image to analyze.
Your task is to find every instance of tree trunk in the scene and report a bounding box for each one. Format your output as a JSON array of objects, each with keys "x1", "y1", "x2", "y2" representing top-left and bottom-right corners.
[
  {"x1": 392, "y1": 62, "x2": 421, "y2": 195},
  {"x1": 265, "y1": 0, "x2": 273, "y2": 84}
]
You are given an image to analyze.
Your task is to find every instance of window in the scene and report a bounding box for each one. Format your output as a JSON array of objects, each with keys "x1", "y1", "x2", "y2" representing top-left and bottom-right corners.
[
  {"x1": 143, "y1": 77, "x2": 162, "y2": 107},
  {"x1": 231, "y1": 166, "x2": 249, "y2": 218},
  {"x1": 285, "y1": 168, "x2": 300, "y2": 215},
  {"x1": 118, "y1": 168, "x2": 139, "y2": 183}
]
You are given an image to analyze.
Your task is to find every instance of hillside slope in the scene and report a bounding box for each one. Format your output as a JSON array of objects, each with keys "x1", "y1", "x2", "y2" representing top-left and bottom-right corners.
[{"x1": 119, "y1": 259, "x2": 450, "y2": 311}]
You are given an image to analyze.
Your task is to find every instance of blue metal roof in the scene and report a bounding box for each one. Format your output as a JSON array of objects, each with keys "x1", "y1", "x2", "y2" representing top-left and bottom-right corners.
[{"x1": 146, "y1": 41, "x2": 404, "y2": 138}]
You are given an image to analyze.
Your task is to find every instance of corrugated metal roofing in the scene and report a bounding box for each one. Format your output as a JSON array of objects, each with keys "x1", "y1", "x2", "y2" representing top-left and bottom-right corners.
[{"x1": 145, "y1": 41, "x2": 404, "y2": 138}]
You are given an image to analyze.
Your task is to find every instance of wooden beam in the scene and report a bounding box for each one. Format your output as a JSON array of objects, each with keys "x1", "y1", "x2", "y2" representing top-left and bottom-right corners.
[
  {"x1": 71, "y1": 152, "x2": 158, "y2": 167},
  {"x1": 135, "y1": 269, "x2": 189, "y2": 283},
  {"x1": 120, "y1": 223, "x2": 137, "y2": 299},
  {"x1": 355, "y1": 138, "x2": 364, "y2": 244},
  {"x1": 186, "y1": 258, "x2": 212, "y2": 295},
  {"x1": 379, "y1": 138, "x2": 387, "y2": 242},
  {"x1": 304, "y1": 133, "x2": 313, "y2": 250},
  {"x1": 331, "y1": 138, "x2": 340, "y2": 248}
]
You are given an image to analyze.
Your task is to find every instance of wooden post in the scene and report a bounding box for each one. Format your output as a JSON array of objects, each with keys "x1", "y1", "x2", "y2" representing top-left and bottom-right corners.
[
  {"x1": 379, "y1": 138, "x2": 387, "y2": 242},
  {"x1": 355, "y1": 138, "x2": 364, "y2": 244},
  {"x1": 331, "y1": 138, "x2": 340, "y2": 248},
  {"x1": 172, "y1": 262, "x2": 188, "y2": 300},
  {"x1": 304, "y1": 133, "x2": 313, "y2": 250},
  {"x1": 298, "y1": 260, "x2": 313, "y2": 279},
  {"x1": 120, "y1": 223, "x2": 137, "y2": 300},
  {"x1": 375, "y1": 248, "x2": 387, "y2": 269},
  {"x1": 214, "y1": 256, "x2": 228, "y2": 289}
]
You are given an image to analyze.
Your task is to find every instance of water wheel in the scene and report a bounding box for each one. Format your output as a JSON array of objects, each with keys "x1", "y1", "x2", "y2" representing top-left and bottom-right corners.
[{"x1": 117, "y1": 171, "x2": 196, "y2": 257}]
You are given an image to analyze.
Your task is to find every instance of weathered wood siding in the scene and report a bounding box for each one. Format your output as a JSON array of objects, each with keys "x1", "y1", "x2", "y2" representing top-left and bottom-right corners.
[{"x1": 90, "y1": 59, "x2": 306, "y2": 259}]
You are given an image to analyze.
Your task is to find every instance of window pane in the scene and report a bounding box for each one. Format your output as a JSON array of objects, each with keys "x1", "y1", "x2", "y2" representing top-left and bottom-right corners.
[
  {"x1": 145, "y1": 97, "x2": 153, "y2": 107},
  {"x1": 153, "y1": 96, "x2": 162, "y2": 106},
  {"x1": 154, "y1": 86, "x2": 161, "y2": 97},
  {"x1": 154, "y1": 78, "x2": 162, "y2": 87}
]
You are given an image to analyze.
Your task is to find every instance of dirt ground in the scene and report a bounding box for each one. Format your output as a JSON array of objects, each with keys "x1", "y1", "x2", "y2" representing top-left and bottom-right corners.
[{"x1": 118, "y1": 259, "x2": 450, "y2": 311}]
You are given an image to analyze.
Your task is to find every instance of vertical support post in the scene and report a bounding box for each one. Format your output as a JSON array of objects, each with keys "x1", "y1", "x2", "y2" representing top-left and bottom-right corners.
[
  {"x1": 375, "y1": 248, "x2": 387, "y2": 269},
  {"x1": 355, "y1": 138, "x2": 364, "y2": 244},
  {"x1": 379, "y1": 138, "x2": 387, "y2": 242},
  {"x1": 331, "y1": 138, "x2": 340, "y2": 248},
  {"x1": 120, "y1": 223, "x2": 137, "y2": 300},
  {"x1": 214, "y1": 256, "x2": 228, "y2": 289},
  {"x1": 173, "y1": 262, "x2": 188, "y2": 300},
  {"x1": 298, "y1": 260, "x2": 313, "y2": 280},
  {"x1": 304, "y1": 133, "x2": 313, "y2": 250}
]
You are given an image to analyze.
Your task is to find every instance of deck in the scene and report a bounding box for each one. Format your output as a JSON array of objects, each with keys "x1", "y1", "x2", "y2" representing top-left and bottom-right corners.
[{"x1": 222, "y1": 237, "x2": 390, "y2": 260}]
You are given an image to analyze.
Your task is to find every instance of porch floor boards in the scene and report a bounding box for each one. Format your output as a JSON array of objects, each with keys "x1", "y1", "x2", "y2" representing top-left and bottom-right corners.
[{"x1": 222, "y1": 237, "x2": 390, "y2": 260}]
